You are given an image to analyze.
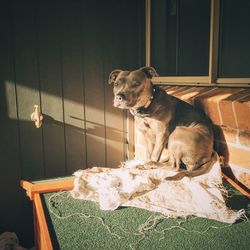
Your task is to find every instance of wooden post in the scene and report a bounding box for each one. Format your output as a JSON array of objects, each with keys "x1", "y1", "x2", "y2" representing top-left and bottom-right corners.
[{"x1": 209, "y1": 0, "x2": 220, "y2": 83}]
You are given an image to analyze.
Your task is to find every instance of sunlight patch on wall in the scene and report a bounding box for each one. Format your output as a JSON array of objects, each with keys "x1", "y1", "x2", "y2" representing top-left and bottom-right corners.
[
  {"x1": 4, "y1": 81, "x2": 122, "y2": 132},
  {"x1": 4, "y1": 80, "x2": 18, "y2": 120}
]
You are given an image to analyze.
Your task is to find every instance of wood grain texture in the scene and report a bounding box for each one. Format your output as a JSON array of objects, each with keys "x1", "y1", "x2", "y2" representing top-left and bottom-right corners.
[
  {"x1": 36, "y1": 0, "x2": 66, "y2": 178},
  {"x1": 82, "y1": 0, "x2": 106, "y2": 167},
  {"x1": 0, "y1": 1, "x2": 33, "y2": 245},
  {"x1": 1, "y1": 0, "x2": 144, "y2": 246},
  {"x1": 12, "y1": 0, "x2": 44, "y2": 180},
  {"x1": 60, "y1": 0, "x2": 87, "y2": 173}
]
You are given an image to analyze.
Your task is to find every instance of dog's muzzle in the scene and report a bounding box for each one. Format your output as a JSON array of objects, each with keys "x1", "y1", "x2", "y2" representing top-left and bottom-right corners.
[
  {"x1": 113, "y1": 93, "x2": 130, "y2": 108},
  {"x1": 115, "y1": 93, "x2": 126, "y2": 102}
]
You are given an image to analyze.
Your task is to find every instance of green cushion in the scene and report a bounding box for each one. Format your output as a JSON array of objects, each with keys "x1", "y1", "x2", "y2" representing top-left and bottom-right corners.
[{"x1": 41, "y1": 181, "x2": 250, "y2": 250}]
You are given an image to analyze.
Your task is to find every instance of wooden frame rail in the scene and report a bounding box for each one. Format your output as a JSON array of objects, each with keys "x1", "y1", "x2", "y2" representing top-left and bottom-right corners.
[
  {"x1": 20, "y1": 173, "x2": 249, "y2": 249},
  {"x1": 20, "y1": 178, "x2": 74, "y2": 250}
]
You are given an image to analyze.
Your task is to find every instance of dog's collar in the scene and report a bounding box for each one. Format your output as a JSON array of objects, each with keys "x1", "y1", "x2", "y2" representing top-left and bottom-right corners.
[{"x1": 130, "y1": 86, "x2": 158, "y2": 117}]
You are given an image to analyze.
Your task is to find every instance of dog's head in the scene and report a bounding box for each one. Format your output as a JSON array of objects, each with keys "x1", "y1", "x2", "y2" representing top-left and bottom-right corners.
[{"x1": 108, "y1": 67, "x2": 158, "y2": 109}]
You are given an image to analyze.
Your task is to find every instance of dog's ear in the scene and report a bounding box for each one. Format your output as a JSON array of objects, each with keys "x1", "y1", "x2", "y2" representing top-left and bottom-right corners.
[
  {"x1": 140, "y1": 66, "x2": 159, "y2": 79},
  {"x1": 108, "y1": 69, "x2": 122, "y2": 84}
]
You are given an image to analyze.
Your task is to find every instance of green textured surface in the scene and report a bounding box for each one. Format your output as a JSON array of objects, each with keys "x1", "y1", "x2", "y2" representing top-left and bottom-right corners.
[{"x1": 41, "y1": 182, "x2": 250, "y2": 250}]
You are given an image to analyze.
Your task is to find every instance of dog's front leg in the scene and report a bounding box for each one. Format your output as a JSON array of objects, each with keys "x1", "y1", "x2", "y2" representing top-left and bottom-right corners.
[
  {"x1": 145, "y1": 133, "x2": 154, "y2": 160},
  {"x1": 150, "y1": 132, "x2": 168, "y2": 162}
]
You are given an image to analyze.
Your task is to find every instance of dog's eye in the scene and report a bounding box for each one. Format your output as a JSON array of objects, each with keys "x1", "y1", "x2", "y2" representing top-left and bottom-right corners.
[
  {"x1": 114, "y1": 82, "x2": 119, "y2": 87},
  {"x1": 132, "y1": 82, "x2": 140, "y2": 87}
]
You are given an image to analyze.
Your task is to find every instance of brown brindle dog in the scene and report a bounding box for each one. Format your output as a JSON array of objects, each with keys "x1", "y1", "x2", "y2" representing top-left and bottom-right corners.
[{"x1": 109, "y1": 67, "x2": 217, "y2": 180}]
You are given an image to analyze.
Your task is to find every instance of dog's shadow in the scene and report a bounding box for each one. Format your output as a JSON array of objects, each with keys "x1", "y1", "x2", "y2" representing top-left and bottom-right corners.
[{"x1": 223, "y1": 180, "x2": 250, "y2": 221}]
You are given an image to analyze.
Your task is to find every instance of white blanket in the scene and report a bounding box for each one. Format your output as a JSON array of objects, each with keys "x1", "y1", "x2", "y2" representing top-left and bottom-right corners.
[{"x1": 71, "y1": 160, "x2": 244, "y2": 223}]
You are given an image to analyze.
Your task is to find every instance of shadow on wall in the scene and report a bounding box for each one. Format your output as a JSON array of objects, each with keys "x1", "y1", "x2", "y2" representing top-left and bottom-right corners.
[
  {"x1": 213, "y1": 125, "x2": 230, "y2": 167},
  {"x1": 0, "y1": 0, "x2": 145, "y2": 247},
  {"x1": 0, "y1": 78, "x2": 126, "y2": 247}
]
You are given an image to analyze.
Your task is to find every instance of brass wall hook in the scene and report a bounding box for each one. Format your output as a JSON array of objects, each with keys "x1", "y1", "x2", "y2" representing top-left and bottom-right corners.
[{"x1": 30, "y1": 105, "x2": 43, "y2": 128}]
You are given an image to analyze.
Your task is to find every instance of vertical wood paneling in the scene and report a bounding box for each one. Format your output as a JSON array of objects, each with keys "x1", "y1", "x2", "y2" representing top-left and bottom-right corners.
[
  {"x1": 0, "y1": 1, "x2": 33, "y2": 246},
  {"x1": 82, "y1": 0, "x2": 106, "y2": 167},
  {"x1": 60, "y1": 0, "x2": 87, "y2": 173},
  {"x1": 12, "y1": 0, "x2": 44, "y2": 180},
  {"x1": 103, "y1": 0, "x2": 126, "y2": 167},
  {"x1": 0, "y1": 0, "x2": 144, "y2": 246},
  {"x1": 36, "y1": 0, "x2": 66, "y2": 177},
  {"x1": 123, "y1": 0, "x2": 146, "y2": 160}
]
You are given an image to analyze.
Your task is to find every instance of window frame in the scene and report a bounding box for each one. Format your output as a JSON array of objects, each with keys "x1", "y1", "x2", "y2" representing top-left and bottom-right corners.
[{"x1": 146, "y1": 0, "x2": 250, "y2": 87}]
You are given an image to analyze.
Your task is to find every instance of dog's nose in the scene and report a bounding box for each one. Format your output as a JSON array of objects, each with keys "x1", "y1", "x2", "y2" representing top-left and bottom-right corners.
[{"x1": 115, "y1": 93, "x2": 126, "y2": 101}]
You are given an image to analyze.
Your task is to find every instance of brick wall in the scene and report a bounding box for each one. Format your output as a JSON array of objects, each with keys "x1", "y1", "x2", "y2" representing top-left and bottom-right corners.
[{"x1": 134, "y1": 86, "x2": 250, "y2": 189}]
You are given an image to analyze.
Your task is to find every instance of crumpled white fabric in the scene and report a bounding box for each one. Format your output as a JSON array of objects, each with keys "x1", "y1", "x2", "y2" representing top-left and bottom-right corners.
[{"x1": 71, "y1": 160, "x2": 244, "y2": 223}]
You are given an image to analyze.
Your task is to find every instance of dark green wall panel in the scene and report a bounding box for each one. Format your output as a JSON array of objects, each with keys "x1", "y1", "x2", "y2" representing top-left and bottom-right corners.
[
  {"x1": 0, "y1": 1, "x2": 34, "y2": 246},
  {"x1": 82, "y1": 0, "x2": 106, "y2": 167},
  {"x1": 0, "y1": 0, "x2": 144, "y2": 247},
  {"x1": 60, "y1": 0, "x2": 87, "y2": 173},
  {"x1": 36, "y1": 1, "x2": 67, "y2": 178},
  {"x1": 12, "y1": 0, "x2": 44, "y2": 180}
]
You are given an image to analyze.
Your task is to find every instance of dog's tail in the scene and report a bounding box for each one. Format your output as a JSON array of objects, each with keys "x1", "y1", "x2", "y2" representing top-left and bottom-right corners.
[{"x1": 165, "y1": 151, "x2": 218, "y2": 181}]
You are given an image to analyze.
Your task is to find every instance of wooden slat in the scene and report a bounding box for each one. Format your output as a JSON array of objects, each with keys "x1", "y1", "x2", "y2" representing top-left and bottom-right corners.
[
  {"x1": 21, "y1": 179, "x2": 74, "y2": 200},
  {"x1": 222, "y1": 173, "x2": 250, "y2": 199},
  {"x1": 103, "y1": 0, "x2": 127, "y2": 167},
  {"x1": 216, "y1": 78, "x2": 250, "y2": 85},
  {"x1": 12, "y1": 0, "x2": 44, "y2": 180},
  {"x1": 0, "y1": 0, "x2": 24, "y2": 239},
  {"x1": 60, "y1": 0, "x2": 87, "y2": 173},
  {"x1": 82, "y1": 1, "x2": 106, "y2": 167},
  {"x1": 36, "y1": 0, "x2": 66, "y2": 177},
  {"x1": 33, "y1": 193, "x2": 53, "y2": 250},
  {"x1": 153, "y1": 76, "x2": 210, "y2": 83},
  {"x1": 152, "y1": 76, "x2": 250, "y2": 87}
]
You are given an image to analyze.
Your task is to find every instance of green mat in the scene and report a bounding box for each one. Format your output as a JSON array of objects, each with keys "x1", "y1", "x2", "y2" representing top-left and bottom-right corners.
[{"x1": 41, "y1": 182, "x2": 250, "y2": 250}]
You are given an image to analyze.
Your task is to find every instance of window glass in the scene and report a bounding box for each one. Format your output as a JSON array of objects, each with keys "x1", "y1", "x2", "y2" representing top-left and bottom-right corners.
[
  {"x1": 151, "y1": 0, "x2": 211, "y2": 76},
  {"x1": 218, "y1": 0, "x2": 250, "y2": 78}
]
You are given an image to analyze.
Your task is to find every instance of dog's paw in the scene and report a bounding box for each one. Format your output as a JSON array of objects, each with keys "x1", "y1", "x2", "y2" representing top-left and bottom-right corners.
[{"x1": 135, "y1": 161, "x2": 159, "y2": 170}]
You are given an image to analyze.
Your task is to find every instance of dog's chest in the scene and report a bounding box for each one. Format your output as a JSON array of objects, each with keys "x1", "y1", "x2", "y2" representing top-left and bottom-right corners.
[{"x1": 136, "y1": 117, "x2": 165, "y2": 132}]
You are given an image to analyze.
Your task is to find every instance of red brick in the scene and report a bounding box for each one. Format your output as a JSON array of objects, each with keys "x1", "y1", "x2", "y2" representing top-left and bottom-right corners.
[
  {"x1": 194, "y1": 88, "x2": 247, "y2": 126},
  {"x1": 166, "y1": 87, "x2": 190, "y2": 95},
  {"x1": 222, "y1": 89, "x2": 250, "y2": 102},
  {"x1": 217, "y1": 89, "x2": 242, "y2": 128},
  {"x1": 193, "y1": 88, "x2": 220, "y2": 124},
  {"x1": 174, "y1": 87, "x2": 196, "y2": 98},
  {"x1": 219, "y1": 101, "x2": 236, "y2": 128},
  {"x1": 165, "y1": 86, "x2": 183, "y2": 95},
  {"x1": 195, "y1": 97, "x2": 222, "y2": 125},
  {"x1": 233, "y1": 94, "x2": 250, "y2": 130},
  {"x1": 188, "y1": 87, "x2": 215, "y2": 104},
  {"x1": 167, "y1": 87, "x2": 212, "y2": 105},
  {"x1": 178, "y1": 88, "x2": 199, "y2": 104},
  {"x1": 162, "y1": 86, "x2": 175, "y2": 92},
  {"x1": 239, "y1": 130, "x2": 250, "y2": 147},
  {"x1": 228, "y1": 145, "x2": 250, "y2": 170}
]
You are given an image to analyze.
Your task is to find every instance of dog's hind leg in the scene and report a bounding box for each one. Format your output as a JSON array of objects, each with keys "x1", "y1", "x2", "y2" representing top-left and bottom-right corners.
[{"x1": 165, "y1": 151, "x2": 218, "y2": 181}]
